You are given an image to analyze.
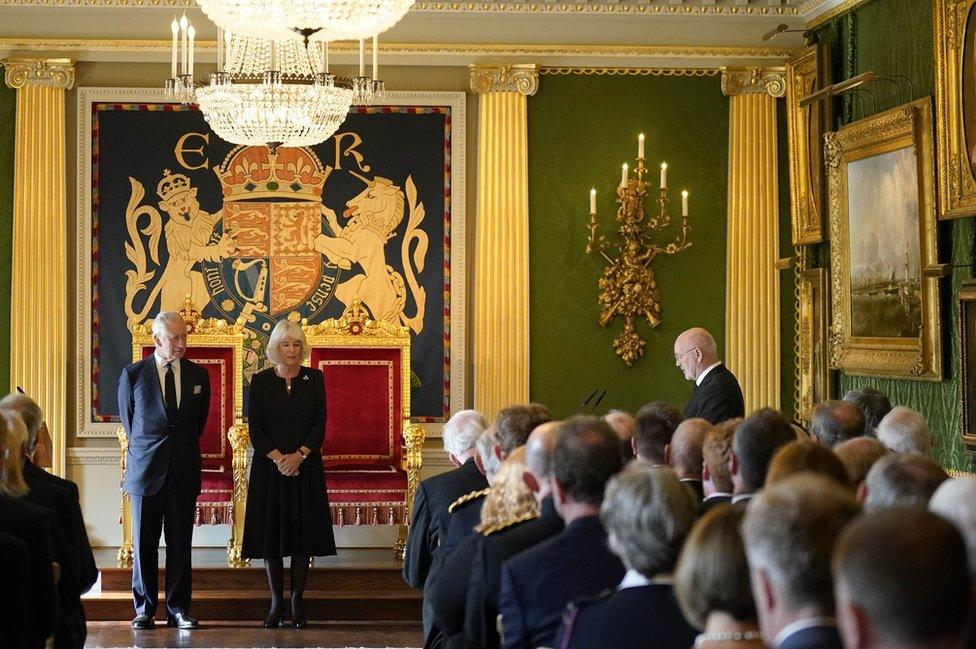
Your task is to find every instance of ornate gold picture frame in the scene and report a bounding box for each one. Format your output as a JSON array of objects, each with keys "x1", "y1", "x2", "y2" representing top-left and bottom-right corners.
[
  {"x1": 825, "y1": 98, "x2": 942, "y2": 381},
  {"x1": 796, "y1": 267, "x2": 832, "y2": 421},
  {"x1": 935, "y1": 0, "x2": 976, "y2": 218},
  {"x1": 957, "y1": 281, "x2": 976, "y2": 455},
  {"x1": 787, "y1": 45, "x2": 829, "y2": 244}
]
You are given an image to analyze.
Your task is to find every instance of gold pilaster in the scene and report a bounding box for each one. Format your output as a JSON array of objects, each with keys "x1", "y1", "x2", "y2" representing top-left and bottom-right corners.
[
  {"x1": 2, "y1": 58, "x2": 74, "y2": 477},
  {"x1": 470, "y1": 64, "x2": 538, "y2": 418},
  {"x1": 722, "y1": 67, "x2": 784, "y2": 412}
]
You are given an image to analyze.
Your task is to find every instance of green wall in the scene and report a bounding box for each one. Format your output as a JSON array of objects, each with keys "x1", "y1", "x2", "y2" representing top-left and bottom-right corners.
[
  {"x1": 818, "y1": 0, "x2": 971, "y2": 469},
  {"x1": 0, "y1": 84, "x2": 13, "y2": 396},
  {"x1": 527, "y1": 74, "x2": 729, "y2": 417}
]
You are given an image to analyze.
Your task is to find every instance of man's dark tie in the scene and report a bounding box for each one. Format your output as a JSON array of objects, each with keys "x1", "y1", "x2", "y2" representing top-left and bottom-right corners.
[{"x1": 164, "y1": 362, "x2": 178, "y2": 423}]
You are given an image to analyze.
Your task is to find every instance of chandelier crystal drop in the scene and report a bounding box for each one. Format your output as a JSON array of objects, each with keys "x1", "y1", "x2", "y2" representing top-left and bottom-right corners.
[{"x1": 195, "y1": 0, "x2": 415, "y2": 42}]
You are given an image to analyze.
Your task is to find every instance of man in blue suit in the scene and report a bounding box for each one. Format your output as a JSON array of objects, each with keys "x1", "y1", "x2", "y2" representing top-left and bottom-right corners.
[{"x1": 118, "y1": 311, "x2": 210, "y2": 630}]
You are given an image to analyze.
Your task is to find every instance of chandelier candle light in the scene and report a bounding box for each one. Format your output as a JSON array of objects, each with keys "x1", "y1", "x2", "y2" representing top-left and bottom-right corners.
[{"x1": 586, "y1": 132, "x2": 693, "y2": 365}]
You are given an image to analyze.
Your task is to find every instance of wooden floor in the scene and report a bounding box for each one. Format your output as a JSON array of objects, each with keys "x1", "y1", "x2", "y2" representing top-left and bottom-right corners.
[{"x1": 84, "y1": 548, "x2": 423, "y2": 648}]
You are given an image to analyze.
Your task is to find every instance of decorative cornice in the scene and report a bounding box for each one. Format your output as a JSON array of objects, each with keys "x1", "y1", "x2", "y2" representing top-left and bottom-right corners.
[
  {"x1": 721, "y1": 66, "x2": 787, "y2": 98},
  {"x1": 541, "y1": 67, "x2": 720, "y2": 77},
  {"x1": 804, "y1": 0, "x2": 876, "y2": 29},
  {"x1": 469, "y1": 64, "x2": 539, "y2": 95},
  {"x1": 2, "y1": 57, "x2": 74, "y2": 89}
]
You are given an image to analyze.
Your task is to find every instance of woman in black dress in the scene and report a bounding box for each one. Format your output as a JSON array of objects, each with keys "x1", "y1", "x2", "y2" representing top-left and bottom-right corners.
[{"x1": 242, "y1": 319, "x2": 336, "y2": 628}]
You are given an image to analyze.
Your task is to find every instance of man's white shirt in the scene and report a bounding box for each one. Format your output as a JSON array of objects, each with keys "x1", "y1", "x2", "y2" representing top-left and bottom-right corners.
[{"x1": 153, "y1": 352, "x2": 182, "y2": 408}]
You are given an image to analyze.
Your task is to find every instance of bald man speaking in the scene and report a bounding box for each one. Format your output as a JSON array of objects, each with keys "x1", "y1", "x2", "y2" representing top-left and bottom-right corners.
[{"x1": 673, "y1": 327, "x2": 744, "y2": 424}]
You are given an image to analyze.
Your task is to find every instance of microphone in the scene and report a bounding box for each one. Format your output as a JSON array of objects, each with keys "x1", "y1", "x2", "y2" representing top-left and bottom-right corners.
[
  {"x1": 589, "y1": 389, "x2": 607, "y2": 414},
  {"x1": 575, "y1": 389, "x2": 598, "y2": 415}
]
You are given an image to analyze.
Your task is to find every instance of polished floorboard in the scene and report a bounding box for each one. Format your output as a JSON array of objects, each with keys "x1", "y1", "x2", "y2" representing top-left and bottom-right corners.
[{"x1": 85, "y1": 621, "x2": 423, "y2": 648}]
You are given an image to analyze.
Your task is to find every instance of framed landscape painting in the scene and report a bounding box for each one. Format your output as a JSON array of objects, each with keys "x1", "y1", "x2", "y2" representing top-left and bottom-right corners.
[{"x1": 825, "y1": 98, "x2": 943, "y2": 381}]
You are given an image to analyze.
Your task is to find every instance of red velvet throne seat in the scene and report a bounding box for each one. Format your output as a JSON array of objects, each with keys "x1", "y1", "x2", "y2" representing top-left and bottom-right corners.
[
  {"x1": 119, "y1": 298, "x2": 250, "y2": 567},
  {"x1": 303, "y1": 299, "x2": 426, "y2": 558}
]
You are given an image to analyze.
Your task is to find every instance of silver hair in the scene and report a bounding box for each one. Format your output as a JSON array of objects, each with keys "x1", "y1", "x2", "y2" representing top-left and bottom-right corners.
[
  {"x1": 930, "y1": 477, "x2": 976, "y2": 579},
  {"x1": 0, "y1": 394, "x2": 42, "y2": 449},
  {"x1": 151, "y1": 311, "x2": 184, "y2": 337},
  {"x1": 876, "y1": 406, "x2": 932, "y2": 457},
  {"x1": 864, "y1": 452, "x2": 947, "y2": 511},
  {"x1": 476, "y1": 428, "x2": 502, "y2": 477},
  {"x1": 265, "y1": 319, "x2": 310, "y2": 365},
  {"x1": 443, "y1": 410, "x2": 486, "y2": 457},
  {"x1": 601, "y1": 465, "x2": 697, "y2": 577}
]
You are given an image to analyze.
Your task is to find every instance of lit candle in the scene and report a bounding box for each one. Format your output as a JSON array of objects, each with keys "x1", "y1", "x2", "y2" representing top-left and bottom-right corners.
[
  {"x1": 216, "y1": 27, "x2": 222, "y2": 73},
  {"x1": 223, "y1": 30, "x2": 232, "y2": 72},
  {"x1": 590, "y1": 188, "x2": 596, "y2": 213},
  {"x1": 621, "y1": 163, "x2": 629, "y2": 188},
  {"x1": 660, "y1": 162, "x2": 667, "y2": 189},
  {"x1": 372, "y1": 35, "x2": 378, "y2": 79},
  {"x1": 359, "y1": 39, "x2": 365, "y2": 77},
  {"x1": 682, "y1": 190, "x2": 689, "y2": 217},
  {"x1": 638, "y1": 133, "x2": 645, "y2": 159},
  {"x1": 170, "y1": 18, "x2": 179, "y2": 79},
  {"x1": 322, "y1": 41, "x2": 329, "y2": 74},
  {"x1": 179, "y1": 14, "x2": 188, "y2": 76},
  {"x1": 187, "y1": 25, "x2": 195, "y2": 74}
]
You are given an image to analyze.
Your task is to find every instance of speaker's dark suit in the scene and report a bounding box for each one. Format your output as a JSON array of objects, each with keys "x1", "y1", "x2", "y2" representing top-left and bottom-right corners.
[
  {"x1": 683, "y1": 363, "x2": 745, "y2": 424},
  {"x1": 118, "y1": 354, "x2": 210, "y2": 618}
]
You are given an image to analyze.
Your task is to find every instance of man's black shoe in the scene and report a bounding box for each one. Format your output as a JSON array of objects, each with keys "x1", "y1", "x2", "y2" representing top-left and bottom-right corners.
[
  {"x1": 167, "y1": 611, "x2": 199, "y2": 629},
  {"x1": 131, "y1": 614, "x2": 155, "y2": 630}
]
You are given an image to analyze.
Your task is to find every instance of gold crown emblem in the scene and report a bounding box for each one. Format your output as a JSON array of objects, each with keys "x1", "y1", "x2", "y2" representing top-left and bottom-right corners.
[
  {"x1": 157, "y1": 169, "x2": 192, "y2": 202},
  {"x1": 215, "y1": 146, "x2": 327, "y2": 203}
]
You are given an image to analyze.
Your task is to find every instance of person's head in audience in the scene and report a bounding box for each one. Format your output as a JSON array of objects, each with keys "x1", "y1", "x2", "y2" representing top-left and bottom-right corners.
[
  {"x1": 633, "y1": 401, "x2": 684, "y2": 465},
  {"x1": 810, "y1": 400, "x2": 865, "y2": 448},
  {"x1": 742, "y1": 474, "x2": 860, "y2": 646},
  {"x1": 730, "y1": 408, "x2": 794, "y2": 497},
  {"x1": 0, "y1": 410, "x2": 28, "y2": 497},
  {"x1": 668, "y1": 418, "x2": 709, "y2": 480},
  {"x1": 766, "y1": 440, "x2": 851, "y2": 490},
  {"x1": 601, "y1": 465, "x2": 697, "y2": 579},
  {"x1": 674, "y1": 327, "x2": 720, "y2": 383},
  {"x1": 843, "y1": 387, "x2": 892, "y2": 435},
  {"x1": 476, "y1": 427, "x2": 503, "y2": 483},
  {"x1": 834, "y1": 508, "x2": 972, "y2": 649},
  {"x1": 442, "y1": 409, "x2": 486, "y2": 467},
  {"x1": 863, "y1": 452, "x2": 947, "y2": 511},
  {"x1": 930, "y1": 477, "x2": 976, "y2": 581},
  {"x1": 603, "y1": 409, "x2": 636, "y2": 464},
  {"x1": 0, "y1": 393, "x2": 43, "y2": 459},
  {"x1": 495, "y1": 403, "x2": 551, "y2": 457},
  {"x1": 703, "y1": 419, "x2": 738, "y2": 498},
  {"x1": 551, "y1": 416, "x2": 623, "y2": 523},
  {"x1": 675, "y1": 505, "x2": 757, "y2": 634},
  {"x1": 523, "y1": 420, "x2": 561, "y2": 506},
  {"x1": 875, "y1": 406, "x2": 932, "y2": 457},
  {"x1": 834, "y1": 437, "x2": 887, "y2": 491},
  {"x1": 476, "y1": 446, "x2": 538, "y2": 532}
]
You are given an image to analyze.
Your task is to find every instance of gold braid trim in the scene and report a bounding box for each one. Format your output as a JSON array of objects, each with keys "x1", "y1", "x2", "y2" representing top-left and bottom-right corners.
[
  {"x1": 448, "y1": 488, "x2": 489, "y2": 513},
  {"x1": 483, "y1": 511, "x2": 539, "y2": 537}
]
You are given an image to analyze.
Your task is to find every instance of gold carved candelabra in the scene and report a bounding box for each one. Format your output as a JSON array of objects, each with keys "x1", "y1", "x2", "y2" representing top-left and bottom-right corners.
[{"x1": 586, "y1": 136, "x2": 692, "y2": 365}]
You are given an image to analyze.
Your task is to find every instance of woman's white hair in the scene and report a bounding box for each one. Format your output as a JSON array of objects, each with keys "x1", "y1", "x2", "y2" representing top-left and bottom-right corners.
[{"x1": 266, "y1": 319, "x2": 310, "y2": 365}]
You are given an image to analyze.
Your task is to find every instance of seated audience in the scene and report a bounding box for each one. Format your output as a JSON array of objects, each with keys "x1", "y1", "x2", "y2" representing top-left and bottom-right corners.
[
  {"x1": 675, "y1": 505, "x2": 762, "y2": 649},
  {"x1": 464, "y1": 422, "x2": 564, "y2": 649},
  {"x1": 0, "y1": 409, "x2": 58, "y2": 649},
  {"x1": 929, "y1": 477, "x2": 976, "y2": 580},
  {"x1": 765, "y1": 440, "x2": 851, "y2": 489},
  {"x1": 730, "y1": 409, "x2": 794, "y2": 507},
  {"x1": 668, "y1": 417, "x2": 709, "y2": 502},
  {"x1": 554, "y1": 465, "x2": 698, "y2": 649},
  {"x1": 875, "y1": 406, "x2": 932, "y2": 457},
  {"x1": 426, "y1": 448, "x2": 537, "y2": 649},
  {"x1": 498, "y1": 416, "x2": 624, "y2": 649},
  {"x1": 701, "y1": 419, "x2": 739, "y2": 513},
  {"x1": 833, "y1": 437, "x2": 887, "y2": 492},
  {"x1": 742, "y1": 474, "x2": 860, "y2": 649},
  {"x1": 862, "y1": 452, "x2": 947, "y2": 511},
  {"x1": 403, "y1": 409, "x2": 488, "y2": 635},
  {"x1": 603, "y1": 410, "x2": 636, "y2": 465},
  {"x1": 842, "y1": 387, "x2": 892, "y2": 436},
  {"x1": 809, "y1": 400, "x2": 865, "y2": 448},
  {"x1": 633, "y1": 401, "x2": 684, "y2": 465},
  {"x1": 834, "y1": 508, "x2": 972, "y2": 649}
]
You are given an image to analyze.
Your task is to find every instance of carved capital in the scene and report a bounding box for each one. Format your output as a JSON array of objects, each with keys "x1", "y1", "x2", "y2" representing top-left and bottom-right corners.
[
  {"x1": 721, "y1": 67, "x2": 786, "y2": 98},
  {"x1": 2, "y1": 58, "x2": 75, "y2": 90},
  {"x1": 469, "y1": 64, "x2": 539, "y2": 96}
]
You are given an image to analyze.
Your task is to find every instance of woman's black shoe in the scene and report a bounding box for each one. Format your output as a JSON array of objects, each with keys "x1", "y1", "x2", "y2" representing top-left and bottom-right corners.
[
  {"x1": 290, "y1": 598, "x2": 307, "y2": 629},
  {"x1": 263, "y1": 605, "x2": 284, "y2": 628}
]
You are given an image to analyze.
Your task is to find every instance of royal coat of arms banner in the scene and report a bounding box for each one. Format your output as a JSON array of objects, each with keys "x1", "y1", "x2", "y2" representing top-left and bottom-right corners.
[{"x1": 76, "y1": 88, "x2": 466, "y2": 436}]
